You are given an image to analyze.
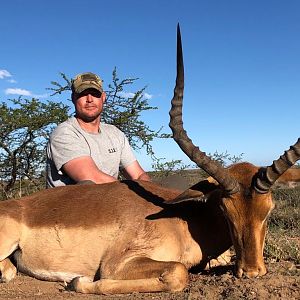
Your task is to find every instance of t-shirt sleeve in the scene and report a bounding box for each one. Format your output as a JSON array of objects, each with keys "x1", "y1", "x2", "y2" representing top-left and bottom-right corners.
[
  {"x1": 119, "y1": 131, "x2": 137, "y2": 169},
  {"x1": 48, "y1": 125, "x2": 90, "y2": 173}
]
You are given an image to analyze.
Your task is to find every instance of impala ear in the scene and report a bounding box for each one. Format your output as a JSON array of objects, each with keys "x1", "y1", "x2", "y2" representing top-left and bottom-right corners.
[
  {"x1": 164, "y1": 179, "x2": 219, "y2": 204},
  {"x1": 164, "y1": 188, "x2": 207, "y2": 204}
]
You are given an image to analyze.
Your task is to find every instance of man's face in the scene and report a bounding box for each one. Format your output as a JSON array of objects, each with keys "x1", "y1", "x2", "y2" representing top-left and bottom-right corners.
[{"x1": 73, "y1": 88, "x2": 105, "y2": 122}]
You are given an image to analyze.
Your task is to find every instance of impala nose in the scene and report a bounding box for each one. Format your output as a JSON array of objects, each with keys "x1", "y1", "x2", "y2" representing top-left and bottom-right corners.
[{"x1": 237, "y1": 265, "x2": 267, "y2": 278}]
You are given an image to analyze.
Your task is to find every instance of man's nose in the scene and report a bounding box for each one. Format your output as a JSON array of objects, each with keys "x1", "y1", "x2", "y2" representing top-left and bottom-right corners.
[{"x1": 86, "y1": 94, "x2": 93, "y2": 102}]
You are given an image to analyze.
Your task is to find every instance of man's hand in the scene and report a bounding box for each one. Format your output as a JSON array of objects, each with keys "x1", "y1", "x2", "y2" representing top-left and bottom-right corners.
[
  {"x1": 137, "y1": 172, "x2": 151, "y2": 181},
  {"x1": 122, "y1": 161, "x2": 151, "y2": 181}
]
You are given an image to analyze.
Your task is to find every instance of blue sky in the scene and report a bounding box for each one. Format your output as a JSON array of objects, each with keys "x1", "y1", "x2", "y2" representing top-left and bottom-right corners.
[{"x1": 1, "y1": 0, "x2": 299, "y2": 170}]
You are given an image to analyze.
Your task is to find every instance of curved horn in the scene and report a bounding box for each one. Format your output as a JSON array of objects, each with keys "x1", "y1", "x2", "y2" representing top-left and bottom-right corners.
[
  {"x1": 253, "y1": 138, "x2": 300, "y2": 193},
  {"x1": 169, "y1": 24, "x2": 240, "y2": 195}
]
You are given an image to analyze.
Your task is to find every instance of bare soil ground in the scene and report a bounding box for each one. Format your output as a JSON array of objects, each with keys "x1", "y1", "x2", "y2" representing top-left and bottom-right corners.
[{"x1": 0, "y1": 261, "x2": 298, "y2": 300}]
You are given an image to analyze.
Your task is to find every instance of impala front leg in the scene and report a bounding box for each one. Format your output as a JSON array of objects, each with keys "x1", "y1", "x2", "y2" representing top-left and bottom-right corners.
[{"x1": 68, "y1": 257, "x2": 189, "y2": 294}]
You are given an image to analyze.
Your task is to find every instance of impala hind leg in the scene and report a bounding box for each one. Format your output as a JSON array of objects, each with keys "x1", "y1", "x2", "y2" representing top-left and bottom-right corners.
[
  {"x1": 0, "y1": 218, "x2": 20, "y2": 283},
  {"x1": 68, "y1": 257, "x2": 189, "y2": 294},
  {"x1": 0, "y1": 258, "x2": 17, "y2": 283}
]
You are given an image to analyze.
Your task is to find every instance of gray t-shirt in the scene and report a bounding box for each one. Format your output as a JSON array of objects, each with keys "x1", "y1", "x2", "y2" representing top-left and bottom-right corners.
[{"x1": 46, "y1": 117, "x2": 137, "y2": 187}]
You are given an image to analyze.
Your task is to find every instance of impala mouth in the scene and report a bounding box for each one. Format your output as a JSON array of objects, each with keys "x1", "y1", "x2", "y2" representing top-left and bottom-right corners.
[{"x1": 236, "y1": 264, "x2": 267, "y2": 278}]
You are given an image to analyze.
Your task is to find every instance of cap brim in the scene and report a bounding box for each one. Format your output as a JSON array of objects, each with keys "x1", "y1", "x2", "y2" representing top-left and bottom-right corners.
[{"x1": 74, "y1": 83, "x2": 103, "y2": 94}]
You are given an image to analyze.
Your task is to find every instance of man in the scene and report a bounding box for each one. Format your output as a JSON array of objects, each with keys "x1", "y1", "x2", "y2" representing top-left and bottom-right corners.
[{"x1": 46, "y1": 72, "x2": 150, "y2": 187}]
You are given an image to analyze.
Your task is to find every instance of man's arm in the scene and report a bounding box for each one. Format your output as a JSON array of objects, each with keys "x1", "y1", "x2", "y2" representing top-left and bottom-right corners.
[
  {"x1": 63, "y1": 156, "x2": 117, "y2": 184},
  {"x1": 122, "y1": 160, "x2": 151, "y2": 181}
]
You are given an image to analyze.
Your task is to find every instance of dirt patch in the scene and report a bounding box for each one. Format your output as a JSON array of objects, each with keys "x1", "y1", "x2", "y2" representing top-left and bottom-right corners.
[{"x1": 0, "y1": 261, "x2": 298, "y2": 300}]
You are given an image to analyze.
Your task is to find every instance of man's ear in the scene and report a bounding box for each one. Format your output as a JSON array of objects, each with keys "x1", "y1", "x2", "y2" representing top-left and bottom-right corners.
[{"x1": 101, "y1": 92, "x2": 106, "y2": 103}]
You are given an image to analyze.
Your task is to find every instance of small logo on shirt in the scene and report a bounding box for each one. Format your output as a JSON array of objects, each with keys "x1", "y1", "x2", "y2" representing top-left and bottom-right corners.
[{"x1": 108, "y1": 148, "x2": 117, "y2": 153}]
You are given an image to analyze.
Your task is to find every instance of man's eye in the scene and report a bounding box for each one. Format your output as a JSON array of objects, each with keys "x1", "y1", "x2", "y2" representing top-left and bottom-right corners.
[
  {"x1": 91, "y1": 91, "x2": 102, "y2": 98},
  {"x1": 79, "y1": 90, "x2": 102, "y2": 98}
]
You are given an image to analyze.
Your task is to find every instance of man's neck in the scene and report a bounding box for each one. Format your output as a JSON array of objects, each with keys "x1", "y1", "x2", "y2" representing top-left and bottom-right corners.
[{"x1": 75, "y1": 117, "x2": 101, "y2": 134}]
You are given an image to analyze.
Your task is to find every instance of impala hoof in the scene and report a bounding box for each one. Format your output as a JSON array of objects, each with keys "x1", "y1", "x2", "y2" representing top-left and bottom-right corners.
[
  {"x1": 67, "y1": 277, "x2": 82, "y2": 291},
  {"x1": 67, "y1": 276, "x2": 92, "y2": 293}
]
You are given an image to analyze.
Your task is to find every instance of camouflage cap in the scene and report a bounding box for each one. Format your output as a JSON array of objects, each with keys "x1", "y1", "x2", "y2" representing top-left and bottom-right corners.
[{"x1": 71, "y1": 72, "x2": 103, "y2": 94}]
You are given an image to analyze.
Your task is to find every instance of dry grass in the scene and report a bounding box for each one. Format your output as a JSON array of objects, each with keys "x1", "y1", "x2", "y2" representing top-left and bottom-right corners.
[
  {"x1": 0, "y1": 178, "x2": 45, "y2": 200},
  {"x1": 265, "y1": 186, "x2": 300, "y2": 264}
]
